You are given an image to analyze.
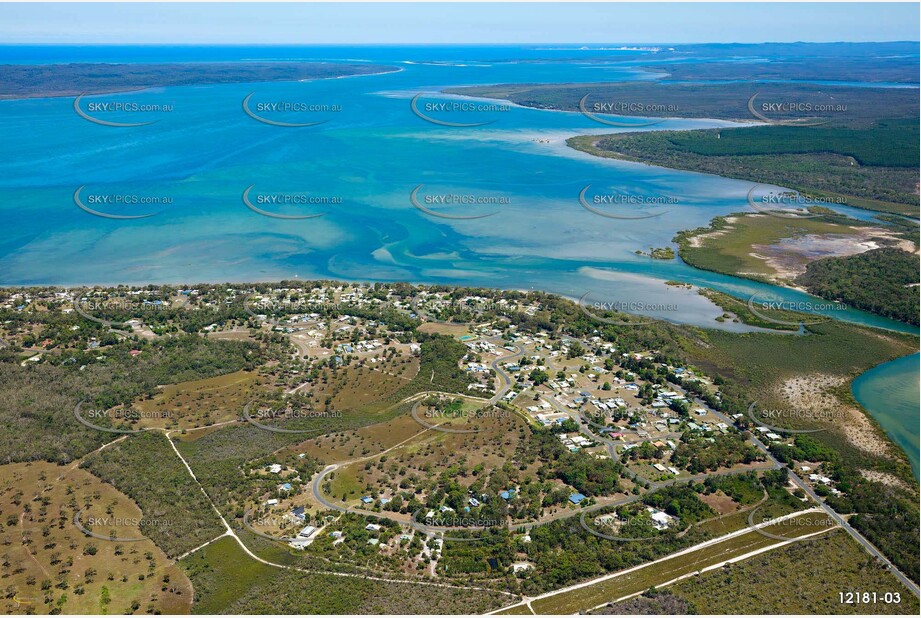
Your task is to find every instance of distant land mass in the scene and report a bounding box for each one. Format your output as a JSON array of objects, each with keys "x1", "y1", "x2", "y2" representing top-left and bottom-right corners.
[
  {"x1": 484, "y1": 41, "x2": 921, "y2": 84},
  {"x1": 448, "y1": 79, "x2": 919, "y2": 216},
  {"x1": 445, "y1": 81, "x2": 919, "y2": 126},
  {"x1": 0, "y1": 61, "x2": 399, "y2": 99}
]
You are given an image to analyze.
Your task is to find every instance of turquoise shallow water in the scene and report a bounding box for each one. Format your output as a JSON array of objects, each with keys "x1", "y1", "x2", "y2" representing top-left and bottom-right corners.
[
  {"x1": 0, "y1": 46, "x2": 915, "y2": 334},
  {"x1": 852, "y1": 354, "x2": 920, "y2": 478},
  {"x1": 0, "y1": 45, "x2": 918, "y2": 463}
]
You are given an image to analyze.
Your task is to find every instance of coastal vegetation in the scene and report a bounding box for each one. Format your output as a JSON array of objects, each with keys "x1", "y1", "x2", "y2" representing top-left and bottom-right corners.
[
  {"x1": 450, "y1": 74, "x2": 919, "y2": 217},
  {"x1": 686, "y1": 320, "x2": 919, "y2": 579},
  {"x1": 637, "y1": 247, "x2": 675, "y2": 260},
  {"x1": 0, "y1": 62, "x2": 398, "y2": 99},
  {"x1": 796, "y1": 248, "x2": 920, "y2": 325},
  {"x1": 450, "y1": 50, "x2": 918, "y2": 219},
  {"x1": 668, "y1": 530, "x2": 920, "y2": 614},
  {"x1": 671, "y1": 211, "x2": 918, "y2": 325},
  {"x1": 697, "y1": 289, "x2": 800, "y2": 331},
  {"x1": 567, "y1": 125, "x2": 918, "y2": 216},
  {"x1": 2, "y1": 281, "x2": 917, "y2": 612},
  {"x1": 446, "y1": 82, "x2": 918, "y2": 127},
  {"x1": 81, "y1": 431, "x2": 226, "y2": 558},
  {"x1": 671, "y1": 211, "x2": 877, "y2": 282},
  {"x1": 2, "y1": 38, "x2": 918, "y2": 615}
]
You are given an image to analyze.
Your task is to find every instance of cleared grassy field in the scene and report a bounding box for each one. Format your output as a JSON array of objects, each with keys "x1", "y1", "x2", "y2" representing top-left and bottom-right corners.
[
  {"x1": 296, "y1": 404, "x2": 427, "y2": 464},
  {"x1": 670, "y1": 529, "x2": 920, "y2": 614},
  {"x1": 524, "y1": 515, "x2": 835, "y2": 614},
  {"x1": 327, "y1": 466, "x2": 366, "y2": 504},
  {"x1": 179, "y1": 536, "x2": 277, "y2": 614},
  {"x1": 415, "y1": 398, "x2": 498, "y2": 430},
  {"x1": 131, "y1": 370, "x2": 263, "y2": 429},
  {"x1": 322, "y1": 410, "x2": 527, "y2": 508},
  {"x1": 306, "y1": 357, "x2": 420, "y2": 411},
  {"x1": 693, "y1": 509, "x2": 754, "y2": 537},
  {"x1": 0, "y1": 461, "x2": 193, "y2": 615},
  {"x1": 417, "y1": 322, "x2": 472, "y2": 338}
]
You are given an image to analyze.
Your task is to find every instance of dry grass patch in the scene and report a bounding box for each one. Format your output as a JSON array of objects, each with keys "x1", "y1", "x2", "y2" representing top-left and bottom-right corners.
[
  {"x1": 127, "y1": 370, "x2": 264, "y2": 430},
  {"x1": 0, "y1": 462, "x2": 192, "y2": 615}
]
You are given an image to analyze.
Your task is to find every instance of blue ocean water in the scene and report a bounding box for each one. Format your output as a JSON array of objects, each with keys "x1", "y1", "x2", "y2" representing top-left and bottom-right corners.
[
  {"x1": 0, "y1": 46, "x2": 916, "y2": 337},
  {"x1": 1, "y1": 45, "x2": 918, "y2": 469},
  {"x1": 853, "y1": 354, "x2": 920, "y2": 478}
]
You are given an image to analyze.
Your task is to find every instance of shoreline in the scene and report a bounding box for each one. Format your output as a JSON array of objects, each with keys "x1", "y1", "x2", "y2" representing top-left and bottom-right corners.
[
  {"x1": 564, "y1": 132, "x2": 919, "y2": 219},
  {"x1": 852, "y1": 352, "x2": 921, "y2": 479},
  {"x1": 0, "y1": 61, "x2": 402, "y2": 101},
  {"x1": 670, "y1": 210, "x2": 920, "y2": 329},
  {"x1": 439, "y1": 84, "x2": 765, "y2": 128},
  {"x1": 2, "y1": 272, "x2": 916, "y2": 335},
  {"x1": 3, "y1": 279, "x2": 917, "y2": 573},
  {"x1": 7, "y1": 282, "x2": 917, "y2": 482},
  {"x1": 562, "y1": 125, "x2": 919, "y2": 329}
]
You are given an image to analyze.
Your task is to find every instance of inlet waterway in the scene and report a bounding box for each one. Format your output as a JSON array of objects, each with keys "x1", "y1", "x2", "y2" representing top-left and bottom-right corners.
[{"x1": 1, "y1": 45, "x2": 917, "y2": 465}]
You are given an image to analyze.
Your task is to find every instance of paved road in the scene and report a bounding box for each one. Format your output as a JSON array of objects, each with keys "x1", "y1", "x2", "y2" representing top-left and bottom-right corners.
[
  {"x1": 306, "y1": 344, "x2": 641, "y2": 539},
  {"x1": 486, "y1": 339, "x2": 523, "y2": 404},
  {"x1": 489, "y1": 508, "x2": 837, "y2": 615},
  {"x1": 778, "y1": 442, "x2": 920, "y2": 597},
  {"x1": 308, "y1": 357, "x2": 771, "y2": 540},
  {"x1": 314, "y1": 326, "x2": 919, "y2": 598},
  {"x1": 529, "y1": 350, "x2": 920, "y2": 598},
  {"x1": 700, "y1": 396, "x2": 921, "y2": 598},
  {"x1": 164, "y1": 428, "x2": 517, "y2": 596}
]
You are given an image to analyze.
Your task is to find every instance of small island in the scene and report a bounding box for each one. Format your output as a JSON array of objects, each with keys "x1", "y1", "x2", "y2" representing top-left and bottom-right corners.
[{"x1": 636, "y1": 246, "x2": 676, "y2": 260}]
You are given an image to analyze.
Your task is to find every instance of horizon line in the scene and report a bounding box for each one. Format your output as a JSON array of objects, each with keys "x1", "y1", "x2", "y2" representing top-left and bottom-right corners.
[{"x1": 1, "y1": 40, "x2": 919, "y2": 46}]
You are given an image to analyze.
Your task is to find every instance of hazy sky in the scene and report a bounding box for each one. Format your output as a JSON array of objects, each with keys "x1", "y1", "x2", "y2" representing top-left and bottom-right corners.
[{"x1": 0, "y1": 2, "x2": 917, "y2": 45}]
